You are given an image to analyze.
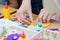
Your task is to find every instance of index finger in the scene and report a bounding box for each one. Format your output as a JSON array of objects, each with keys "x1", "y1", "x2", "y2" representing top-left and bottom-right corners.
[{"x1": 27, "y1": 10, "x2": 34, "y2": 23}]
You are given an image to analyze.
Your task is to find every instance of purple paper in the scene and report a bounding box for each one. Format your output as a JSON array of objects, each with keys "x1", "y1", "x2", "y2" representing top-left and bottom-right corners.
[{"x1": 7, "y1": 33, "x2": 21, "y2": 40}]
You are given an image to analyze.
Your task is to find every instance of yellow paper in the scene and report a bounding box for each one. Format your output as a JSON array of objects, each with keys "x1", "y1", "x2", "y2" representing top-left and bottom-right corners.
[{"x1": 42, "y1": 23, "x2": 50, "y2": 27}]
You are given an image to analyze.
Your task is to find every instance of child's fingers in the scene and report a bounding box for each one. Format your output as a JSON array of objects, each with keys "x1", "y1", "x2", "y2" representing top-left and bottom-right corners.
[
  {"x1": 18, "y1": 14, "x2": 30, "y2": 24},
  {"x1": 38, "y1": 9, "x2": 56, "y2": 23},
  {"x1": 43, "y1": 14, "x2": 47, "y2": 22},
  {"x1": 20, "y1": 13, "x2": 30, "y2": 24},
  {"x1": 47, "y1": 14, "x2": 52, "y2": 22},
  {"x1": 17, "y1": 15, "x2": 23, "y2": 23},
  {"x1": 16, "y1": 13, "x2": 23, "y2": 23},
  {"x1": 43, "y1": 10, "x2": 50, "y2": 22},
  {"x1": 17, "y1": 13, "x2": 31, "y2": 24},
  {"x1": 27, "y1": 9, "x2": 33, "y2": 23},
  {"x1": 17, "y1": 9, "x2": 25, "y2": 22},
  {"x1": 22, "y1": 18, "x2": 31, "y2": 24},
  {"x1": 39, "y1": 9, "x2": 46, "y2": 22},
  {"x1": 47, "y1": 13, "x2": 55, "y2": 22}
]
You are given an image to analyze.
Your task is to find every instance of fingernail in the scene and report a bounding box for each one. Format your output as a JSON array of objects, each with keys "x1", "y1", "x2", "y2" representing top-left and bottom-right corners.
[
  {"x1": 47, "y1": 20, "x2": 50, "y2": 23},
  {"x1": 28, "y1": 22, "x2": 31, "y2": 25},
  {"x1": 44, "y1": 20, "x2": 46, "y2": 23},
  {"x1": 27, "y1": 21, "x2": 31, "y2": 25}
]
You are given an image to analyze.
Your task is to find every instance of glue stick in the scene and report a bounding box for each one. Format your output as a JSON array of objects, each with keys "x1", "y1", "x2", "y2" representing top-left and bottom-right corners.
[{"x1": 3, "y1": 2, "x2": 10, "y2": 19}]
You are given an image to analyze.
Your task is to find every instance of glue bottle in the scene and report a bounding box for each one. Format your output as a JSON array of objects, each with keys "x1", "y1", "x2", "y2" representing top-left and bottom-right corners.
[
  {"x1": 3, "y1": 2, "x2": 10, "y2": 19},
  {"x1": 18, "y1": 32, "x2": 28, "y2": 40}
]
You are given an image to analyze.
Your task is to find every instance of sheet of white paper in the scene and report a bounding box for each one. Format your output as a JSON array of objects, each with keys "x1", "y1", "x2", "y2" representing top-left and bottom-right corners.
[{"x1": 0, "y1": 19, "x2": 21, "y2": 35}]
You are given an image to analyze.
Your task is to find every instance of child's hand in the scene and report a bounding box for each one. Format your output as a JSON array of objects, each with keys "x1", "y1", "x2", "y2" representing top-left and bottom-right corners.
[
  {"x1": 38, "y1": 9, "x2": 56, "y2": 22},
  {"x1": 17, "y1": 0, "x2": 33, "y2": 24}
]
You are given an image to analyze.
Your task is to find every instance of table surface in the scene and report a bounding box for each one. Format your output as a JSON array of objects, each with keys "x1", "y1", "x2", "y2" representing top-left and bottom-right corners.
[{"x1": 0, "y1": 5, "x2": 60, "y2": 31}]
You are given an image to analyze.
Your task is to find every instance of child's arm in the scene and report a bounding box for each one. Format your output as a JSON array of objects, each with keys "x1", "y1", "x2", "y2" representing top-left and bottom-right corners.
[
  {"x1": 17, "y1": 0, "x2": 33, "y2": 24},
  {"x1": 9, "y1": 0, "x2": 18, "y2": 9}
]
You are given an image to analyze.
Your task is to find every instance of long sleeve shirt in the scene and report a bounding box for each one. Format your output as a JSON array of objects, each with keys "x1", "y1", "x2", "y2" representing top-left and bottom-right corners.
[{"x1": 31, "y1": 0, "x2": 43, "y2": 15}]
